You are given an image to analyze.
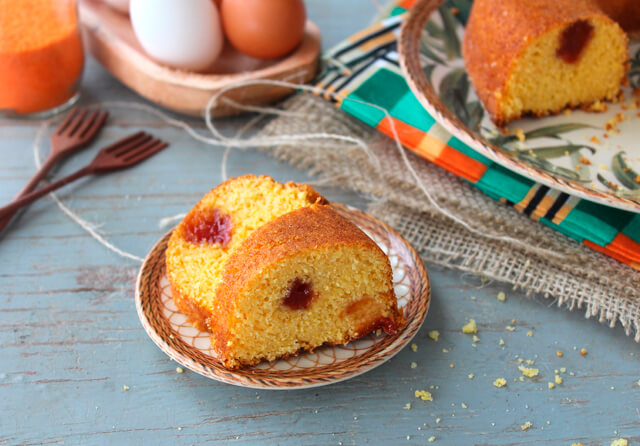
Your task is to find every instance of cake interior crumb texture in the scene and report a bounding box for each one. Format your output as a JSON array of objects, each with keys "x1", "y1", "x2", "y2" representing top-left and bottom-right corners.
[{"x1": 463, "y1": 0, "x2": 629, "y2": 125}]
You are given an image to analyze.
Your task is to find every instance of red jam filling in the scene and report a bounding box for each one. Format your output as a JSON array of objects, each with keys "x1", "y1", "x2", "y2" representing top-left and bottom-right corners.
[
  {"x1": 283, "y1": 278, "x2": 315, "y2": 310},
  {"x1": 183, "y1": 207, "x2": 232, "y2": 246},
  {"x1": 556, "y1": 20, "x2": 594, "y2": 64}
]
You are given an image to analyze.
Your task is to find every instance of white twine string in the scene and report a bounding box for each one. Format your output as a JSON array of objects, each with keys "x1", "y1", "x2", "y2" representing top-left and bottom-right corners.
[{"x1": 31, "y1": 78, "x2": 565, "y2": 263}]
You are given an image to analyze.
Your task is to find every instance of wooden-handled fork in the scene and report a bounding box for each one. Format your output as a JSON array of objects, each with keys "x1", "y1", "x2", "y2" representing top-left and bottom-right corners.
[
  {"x1": 0, "y1": 107, "x2": 108, "y2": 232},
  {"x1": 0, "y1": 132, "x2": 168, "y2": 220}
]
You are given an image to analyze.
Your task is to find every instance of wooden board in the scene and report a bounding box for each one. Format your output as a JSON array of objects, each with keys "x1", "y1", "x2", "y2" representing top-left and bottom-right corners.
[{"x1": 79, "y1": 0, "x2": 321, "y2": 117}]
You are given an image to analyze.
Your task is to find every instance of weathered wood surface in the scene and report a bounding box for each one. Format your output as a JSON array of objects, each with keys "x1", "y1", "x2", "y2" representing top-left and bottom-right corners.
[{"x1": 1, "y1": 2, "x2": 638, "y2": 445}]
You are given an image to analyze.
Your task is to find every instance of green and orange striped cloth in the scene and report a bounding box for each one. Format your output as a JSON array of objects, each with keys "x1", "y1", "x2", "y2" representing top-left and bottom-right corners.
[{"x1": 315, "y1": 0, "x2": 640, "y2": 269}]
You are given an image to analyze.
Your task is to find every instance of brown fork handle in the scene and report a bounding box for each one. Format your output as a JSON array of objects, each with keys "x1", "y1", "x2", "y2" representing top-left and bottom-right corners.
[
  {"x1": 0, "y1": 154, "x2": 62, "y2": 232},
  {"x1": 0, "y1": 166, "x2": 93, "y2": 220}
]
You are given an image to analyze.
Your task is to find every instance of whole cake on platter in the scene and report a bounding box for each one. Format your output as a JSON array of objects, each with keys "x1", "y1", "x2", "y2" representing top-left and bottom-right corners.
[
  {"x1": 165, "y1": 175, "x2": 405, "y2": 369},
  {"x1": 462, "y1": 0, "x2": 629, "y2": 126}
]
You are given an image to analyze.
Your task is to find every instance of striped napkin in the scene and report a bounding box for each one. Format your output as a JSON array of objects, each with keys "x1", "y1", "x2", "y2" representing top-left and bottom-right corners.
[{"x1": 315, "y1": 0, "x2": 640, "y2": 269}]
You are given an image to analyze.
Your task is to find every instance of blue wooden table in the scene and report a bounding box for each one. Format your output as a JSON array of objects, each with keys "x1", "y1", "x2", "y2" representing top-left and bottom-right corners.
[{"x1": 1, "y1": 2, "x2": 639, "y2": 445}]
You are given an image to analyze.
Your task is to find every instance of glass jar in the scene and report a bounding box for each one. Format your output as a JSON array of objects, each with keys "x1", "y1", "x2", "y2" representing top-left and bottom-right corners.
[{"x1": 0, "y1": 0, "x2": 84, "y2": 118}]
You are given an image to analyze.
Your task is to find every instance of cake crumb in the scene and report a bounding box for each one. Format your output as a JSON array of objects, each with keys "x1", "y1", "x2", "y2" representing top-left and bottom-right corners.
[
  {"x1": 518, "y1": 365, "x2": 539, "y2": 378},
  {"x1": 450, "y1": 6, "x2": 459, "y2": 14},
  {"x1": 526, "y1": 331, "x2": 533, "y2": 337},
  {"x1": 461, "y1": 403, "x2": 468, "y2": 409},
  {"x1": 506, "y1": 325, "x2": 516, "y2": 331},
  {"x1": 403, "y1": 403, "x2": 412, "y2": 410},
  {"x1": 468, "y1": 373, "x2": 475, "y2": 379},
  {"x1": 610, "y1": 439, "x2": 628, "y2": 446},
  {"x1": 442, "y1": 348, "x2": 449, "y2": 353},
  {"x1": 555, "y1": 375, "x2": 562, "y2": 385},
  {"x1": 499, "y1": 338, "x2": 505, "y2": 346},
  {"x1": 589, "y1": 100, "x2": 608, "y2": 112},
  {"x1": 554, "y1": 369, "x2": 559, "y2": 375},
  {"x1": 497, "y1": 292, "x2": 506, "y2": 302},
  {"x1": 571, "y1": 444, "x2": 583, "y2": 446},
  {"x1": 556, "y1": 350, "x2": 563, "y2": 357},
  {"x1": 521, "y1": 421, "x2": 533, "y2": 431},
  {"x1": 472, "y1": 335, "x2": 480, "y2": 343},
  {"x1": 611, "y1": 386, "x2": 615, "y2": 390},
  {"x1": 579, "y1": 156, "x2": 592, "y2": 165},
  {"x1": 525, "y1": 359, "x2": 535, "y2": 365},
  {"x1": 411, "y1": 362, "x2": 417, "y2": 369},
  {"x1": 493, "y1": 378, "x2": 507, "y2": 388},
  {"x1": 176, "y1": 367, "x2": 184, "y2": 374},
  {"x1": 428, "y1": 435, "x2": 436, "y2": 442},
  {"x1": 548, "y1": 382, "x2": 555, "y2": 389},
  {"x1": 546, "y1": 421, "x2": 551, "y2": 425},
  {"x1": 435, "y1": 418, "x2": 441, "y2": 424},
  {"x1": 588, "y1": 137, "x2": 600, "y2": 146},
  {"x1": 428, "y1": 330, "x2": 440, "y2": 342},
  {"x1": 411, "y1": 343, "x2": 418, "y2": 352},
  {"x1": 462, "y1": 319, "x2": 478, "y2": 334},
  {"x1": 123, "y1": 385, "x2": 129, "y2": 391},
  {"x1": 580, "y1": 348, "x2": 587, "y2": 356},
  {"x1": 449, "y1": 363, "x2": 455, "y2": 369},
  {"x1": 406, "y1": 435, "x2": 411, "y2": 440},
  {"x1": 560, "y1": 367, "x2": 567, "y2": 373},
  {"x1": 415, "y1": 390, "x2": 433, "y2": 401},
  {"x1": 515, "y1": 128, "x2": 526, "y2": 142}
]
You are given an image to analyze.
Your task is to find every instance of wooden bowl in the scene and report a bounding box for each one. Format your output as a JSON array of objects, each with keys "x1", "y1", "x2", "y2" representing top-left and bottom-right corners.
[{"x1": 79, "y1": 0, "x2": 321, "y2": 117}]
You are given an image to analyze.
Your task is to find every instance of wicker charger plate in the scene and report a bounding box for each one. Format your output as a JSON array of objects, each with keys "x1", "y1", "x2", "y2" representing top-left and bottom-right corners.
[
  {"x1": 135, "y1": 204, "x2": 430, "y2": 389},
  {"x1": 399, "y1": 0, "x2": 640, "y2": 213}
]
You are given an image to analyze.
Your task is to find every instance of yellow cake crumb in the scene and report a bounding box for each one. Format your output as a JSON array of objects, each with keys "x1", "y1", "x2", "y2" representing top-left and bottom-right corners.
[
  {"x1": 521, "y1": 421, "x2": 532, "y2": 431},
  {"x1": 411, "y1": 362, "x2": 417, "y2": 369},
  {"x1": 449, "y1": 363, "x2": 455, "y2": 368},
  {"x1": 518, "y1": 365, "x2": 539, "y2": 378},
  {"x1": 411, "y1": 343, "x2": 418, "y2": 352},
  {"x1": 556, "y1": 350, "x2": 563, "y2": 357},
  {"x1": 526, "y1": 331, "x2": 533, "y2": 337},
  {"x1": 123, "y1": 385, "x2": 129, "y2": 391},
  {"x1": 499, "y1": 338, "x2": 505, "y2": 346},
  {"x1": 560, "y1": 367, "x2": 567, "y2": 373},
  {"x1": 497, "y1": 291, "x2": 506, "y2": 302},
  {"x1": 589, "y1": 100, "x2": 608, "y2": 112},
  {"x1": 472, "y1": 335, "x2": 480, "y2": 343},
  {"x1": 435, "y1": 418, "x2": 441, "y2": 424},
  {"x1": 468, "y1": 373, "x2": 475, "y2": 379},
  {"x1": 403, "y1": 403, "x2": 412, "y2": 410},
  {"x1": 493, "y1": 378, "x2": 507, "y2": 388},
  {"x1": 555, "y1": 375, "x2": 562, "y2": 385},
  {"x1": 554, "y1": 369, "x2": 559, "y2": 375},
  {"x1": 442, "y1": 348, "x2": 449, "y2": 353},
  {"x1": 515, "y1": 128, "x2": 526, "y2": 141},
  {"x1": 525, "y1": 359, "x2": 535, "y2": 365},
  {"x1": 548, "y1": 382, "x2": 555, "y2": 389},
  {"x1": 580, "y1": 348, "x2": 587, "y2": 356},
  {"x1": 589, "y1": 137, "x2": 601, "y2": 146},
  {"x1": 176, "y1": 367, "x2": 184, "y2": 374},
  {"x1": 519, "y1": 376, "x2": 525, "y2": 382},
  {"x1": 415, "y1": 390, "x2": 433, "y2": 401},
  {"x1": 428, "y1": 330, "x2": 440, "y2": 342},
  {"x1": 610, "y1": 439, "x2": 628, "y2": 446},
  {"x1": 506, "y1": 325, "x2": 515, "y2": 331},
  {"x1": 428, "y1": 436, "x2": 436, "y2": 443},
  {"x1": 462, "y1": 319, "x2": 478, "y2": 334},
  {"x1": 572, "y1": 443, "x2": 584, "y2": 446}
]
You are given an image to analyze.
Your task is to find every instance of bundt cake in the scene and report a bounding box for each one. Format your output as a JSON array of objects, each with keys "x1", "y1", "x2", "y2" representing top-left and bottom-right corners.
[
  {"x1": 462, "y1": 0, "x2": 629, "y2": 126},
  {"x1": 594, "y1": 0, "x2": 640, "y2": 38},
  {"x1": 165, "y1": 175, "x2": 405, "y2": 369}
]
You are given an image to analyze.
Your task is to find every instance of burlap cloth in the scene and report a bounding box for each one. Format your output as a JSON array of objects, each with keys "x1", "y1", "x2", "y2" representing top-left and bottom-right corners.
[{"x1": 258, "y1": 93, "x2": 640, "y2": 341}]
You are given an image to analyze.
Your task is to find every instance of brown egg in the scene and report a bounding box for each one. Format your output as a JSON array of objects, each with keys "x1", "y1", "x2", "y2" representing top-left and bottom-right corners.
[{"x1": 221, "y1": 0, "x2": 306, "y2": 60}]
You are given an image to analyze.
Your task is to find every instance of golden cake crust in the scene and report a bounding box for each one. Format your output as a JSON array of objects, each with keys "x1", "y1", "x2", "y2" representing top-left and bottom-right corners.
[
  {"x1": 209, "y1": 204, "x2": 405, "y2": 368},
  {"x1": 594, "y1": 0, "x2": 640, "y2": 36},
  {"x1": 463, "y1": 0, "x2": 622, "y2": 125}
]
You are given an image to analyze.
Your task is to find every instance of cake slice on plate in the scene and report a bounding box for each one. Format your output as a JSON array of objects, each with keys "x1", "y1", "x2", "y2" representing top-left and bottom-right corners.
[
  {"x1": 463, "y1": 0, "x2": 629, "y2": 126},
  {"x1": 166, "y1": 175, "x2": 405, "y2": 369}
]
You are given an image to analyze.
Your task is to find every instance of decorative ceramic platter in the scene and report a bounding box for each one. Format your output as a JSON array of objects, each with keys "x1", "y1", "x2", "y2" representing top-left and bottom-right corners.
[
  {"x1": 135, "y1": 204, "x2": 430, "y2": 389},
  {"x1": 399, "y1": 0, "x2": 640, "y2": 213}
]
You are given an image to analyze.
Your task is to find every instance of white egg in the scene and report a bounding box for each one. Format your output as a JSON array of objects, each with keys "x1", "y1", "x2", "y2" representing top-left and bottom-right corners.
[
  {"x1": 103, "y1": 0, "x2": 129, "y2": 14},
  {"x1": 130, "y1": 0, "x2": 223, "y2": 71}
]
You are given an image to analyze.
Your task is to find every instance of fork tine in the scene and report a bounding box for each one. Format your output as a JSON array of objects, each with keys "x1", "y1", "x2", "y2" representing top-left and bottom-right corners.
[
  {"x1": 111, "y1": 133, "x2": 153, "y2": 157},
  {"x1": 122, "y1": 140, "x2": 168, "y2": 164},
  {"x1": 74, "y1": 110, "x2": 98, "y2": 138},
  {"x1": 103, "y1": 131, "x2": 148, "y2": 153},
  {"x1": 90, "y1": 111, "x2": 109, "y2": 136},
  {"x1": 66, "y1": 108, "x2": 88, "y2": 136},
  {"x1": 117, "y1": 138, "x2": 161, "y2": 160},
  {"x1": 55, "y1": 107, "x2": 79, "y2": 135}
]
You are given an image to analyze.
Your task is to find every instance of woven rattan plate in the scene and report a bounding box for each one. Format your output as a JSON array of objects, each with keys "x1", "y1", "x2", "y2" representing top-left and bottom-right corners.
[{"x1": 135, "y1": 204, "x2": 430, "y2": 389}]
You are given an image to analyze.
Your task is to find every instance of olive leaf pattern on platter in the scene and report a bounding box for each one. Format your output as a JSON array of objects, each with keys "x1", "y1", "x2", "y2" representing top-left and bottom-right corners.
[{"x1": 419, "y1": 0, "x2": 640, "y2": 199}]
